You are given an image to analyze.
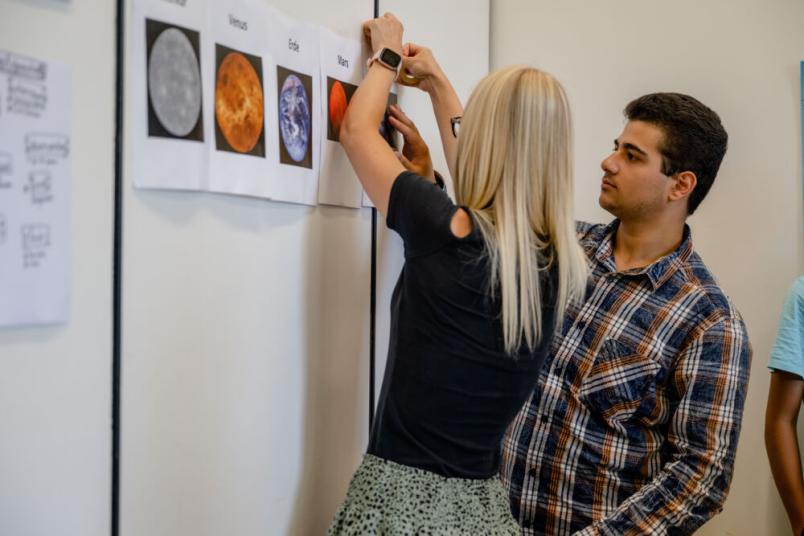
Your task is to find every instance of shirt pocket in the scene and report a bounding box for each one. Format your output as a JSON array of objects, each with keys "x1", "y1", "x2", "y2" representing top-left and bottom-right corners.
[{"x1": 574, "y1": 338, "x2": 662, "y2": 428}]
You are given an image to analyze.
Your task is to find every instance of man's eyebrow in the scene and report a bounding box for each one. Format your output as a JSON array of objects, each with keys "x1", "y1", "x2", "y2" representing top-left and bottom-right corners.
[{"x1": 616, "y1": 140, "x2": 648, "y2": 156}]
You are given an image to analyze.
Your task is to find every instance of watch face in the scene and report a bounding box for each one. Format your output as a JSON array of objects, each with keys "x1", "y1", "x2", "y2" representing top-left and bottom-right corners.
[{"x1": 380, "y1": 48, "x2": 401, "y2": 68}]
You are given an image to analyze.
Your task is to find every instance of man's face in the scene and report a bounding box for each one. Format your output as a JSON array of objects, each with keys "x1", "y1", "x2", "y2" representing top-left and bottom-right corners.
[{"x1": 599, "y1": 120, "x2": 674, "y2": 220}]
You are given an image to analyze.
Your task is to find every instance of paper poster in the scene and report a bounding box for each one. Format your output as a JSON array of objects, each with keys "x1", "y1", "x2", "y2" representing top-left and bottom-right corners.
[
  {"x1": 0, "y1": 50, "x2": 71, "y2": 327},
  {"x1": 801, "y1": 61, "x2": 803, "y2": 217},
  {"x1": 318, "y1": 28, "x2": 364, "y2": 208},
  {"x1": 129, "y1": 0, "x2": 391, "y2": 209},
  {"x1": 267, "y1": 9, "x2": 321, "y2": 205},
  {"x1": 131, "y1": 0, "x2": 208, "y2": 191},
  {"x1": 206, "y1": 0, "x2": 276, "y2": 199}
]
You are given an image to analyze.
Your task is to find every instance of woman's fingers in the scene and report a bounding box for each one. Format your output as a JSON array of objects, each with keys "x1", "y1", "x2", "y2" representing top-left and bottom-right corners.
[
  {"x1": 404, "y1": 42, "x2": 424, "y2": 55},
  {"x1": 387, "y1": 114, "x2": 415, "y2": 140},
  {"x1": 388, "y1": 105, "x2": 415, "y2": 130},
  {"x1": 362, "y1": 13, "x2": 404, "y2": 53}
]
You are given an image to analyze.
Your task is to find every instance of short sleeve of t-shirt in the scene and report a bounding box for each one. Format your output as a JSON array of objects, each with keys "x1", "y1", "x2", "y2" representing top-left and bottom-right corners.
[
  {"x1": 386, "y1": 171, "x2": 462, "y2": 257},
  {"x1": 768, "y1": 276, "x2": 804, "y2": 379}
]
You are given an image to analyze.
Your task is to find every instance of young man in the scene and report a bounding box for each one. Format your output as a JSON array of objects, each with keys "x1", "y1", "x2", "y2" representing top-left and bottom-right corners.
[
  {"x1": 765, "y1": 277, "x2": 804, "y2": 536},
  {"x1": 500, "y1": 93, "x2": 752, "y2": 535}
]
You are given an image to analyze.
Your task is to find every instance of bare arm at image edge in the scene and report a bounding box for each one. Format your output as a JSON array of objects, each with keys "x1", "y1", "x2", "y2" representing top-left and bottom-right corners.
[
  {"x1": 765, "y1": 277, "x2": 804, "y2": 535},
  {"x1": 766, "y1": 370, "x2": 804, "y2": 535}
]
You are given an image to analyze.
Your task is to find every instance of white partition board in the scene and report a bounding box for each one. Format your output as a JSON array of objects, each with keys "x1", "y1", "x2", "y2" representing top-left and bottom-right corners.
[
  {"x1": 120, "y1": 1, "x2": 372, "y2": 535},
  {"x1": 0, "y1": 2, "x2": 116, "y2": 536}
]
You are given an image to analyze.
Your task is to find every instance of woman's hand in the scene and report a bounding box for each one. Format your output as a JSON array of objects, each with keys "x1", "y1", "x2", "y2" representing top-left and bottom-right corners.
[
  {"x1": 388, "y1": 104, "x2": 435, "y2": 182},
  {"x1": 400, "y1": 42, "x2": 444, "y2": 93},
  {"x1": 362, "y1": 13, "x2": 404, "y2": 55}
]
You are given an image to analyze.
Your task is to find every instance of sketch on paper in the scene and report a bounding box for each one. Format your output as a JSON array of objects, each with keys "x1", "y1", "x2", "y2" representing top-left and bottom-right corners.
[
  {"x1": 24, "y1": 171, "x2": 53, "y2": 205},
  {"x1": 0, "y1": 50, "x2": 47, "y2": 80},
  {"x1": 20, "y1": 223, "x2": 51, "y2": 269},
  {"x1": 277, "y1": 66, "x2": 313, "y2": 169},
  {"x1": 214, "y1": 44, "x2": 265, "y2": 157},
  {"x1": 25, "y1": 132, "x2": 69, "y2": 164},
  {"x1": 0, "y1": 152, "x2": 12, "y2": 189},
  {"x1": 1, "y1": 50, "x2": 48, "y2": 119},
  {"x1": 326, "y1": 76, "x2": 356, "y2": 143},
  {"x1": 146, "y1": 19, "x2": 203, "y2": 141}
]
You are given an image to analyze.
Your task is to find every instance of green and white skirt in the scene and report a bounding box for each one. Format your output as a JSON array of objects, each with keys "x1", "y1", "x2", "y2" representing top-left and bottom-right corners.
[{"x1": 327, "y1": 454, "x2": 520, "y2": 535}]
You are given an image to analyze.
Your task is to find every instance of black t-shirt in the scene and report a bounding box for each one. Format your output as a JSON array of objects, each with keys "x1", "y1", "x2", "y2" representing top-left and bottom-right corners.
[{"x1": 367, "y1": 171, "x2": 558, "y2": 479}]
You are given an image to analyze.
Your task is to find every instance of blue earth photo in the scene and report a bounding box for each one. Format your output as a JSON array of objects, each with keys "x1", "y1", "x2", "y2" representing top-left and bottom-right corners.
[{"x1": 278, "y1": 71, "x2": 312, "y2": 167}]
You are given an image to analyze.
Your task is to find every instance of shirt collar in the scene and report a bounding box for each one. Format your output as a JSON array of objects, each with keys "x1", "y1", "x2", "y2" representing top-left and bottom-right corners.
[{"x1": 593, "y1": 220, "x2": 694, "y2": 290}]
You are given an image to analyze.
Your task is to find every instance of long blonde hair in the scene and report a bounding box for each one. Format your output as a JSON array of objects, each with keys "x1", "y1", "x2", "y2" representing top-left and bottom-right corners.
[{"x1": 455, "y1": 66, "x2": 588, "y2": 354}]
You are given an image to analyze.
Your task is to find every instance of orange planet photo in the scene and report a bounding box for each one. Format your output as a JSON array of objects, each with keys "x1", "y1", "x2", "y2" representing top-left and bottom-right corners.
[
  {"x1": 329, "y1": 81, "x2": 346, "y2": 137},
  {"x1": 214, "y1": 45, "x2": 265, "y2": 156},
  {"x1": 326, "y1": 77, "x2": 357, "y2": 142}
]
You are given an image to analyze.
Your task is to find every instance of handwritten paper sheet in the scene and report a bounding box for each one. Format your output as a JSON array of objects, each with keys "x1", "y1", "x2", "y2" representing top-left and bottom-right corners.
[{"x1": 0, "y1": 50, "x2": 71, "y2": 327}]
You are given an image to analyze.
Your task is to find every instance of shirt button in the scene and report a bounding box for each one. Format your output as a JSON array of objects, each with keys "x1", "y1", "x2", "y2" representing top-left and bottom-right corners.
[
  {"x1": 540, "y1": 414, "x2": 550, "y2": 424},
  {"x1": 528, "y1": 467, "x2": 537, "y2": 477}
]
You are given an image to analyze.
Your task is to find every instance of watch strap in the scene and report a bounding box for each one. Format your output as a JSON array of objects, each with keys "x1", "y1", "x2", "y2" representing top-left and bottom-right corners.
[{"x1": 366, "y1": 48, "x2": 401, "y2": 75}]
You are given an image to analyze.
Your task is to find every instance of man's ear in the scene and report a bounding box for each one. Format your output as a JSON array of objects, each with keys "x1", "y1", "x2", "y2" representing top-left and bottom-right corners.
[{"x1": 668, "y1": 170, "x2": 697, "y2": 203}]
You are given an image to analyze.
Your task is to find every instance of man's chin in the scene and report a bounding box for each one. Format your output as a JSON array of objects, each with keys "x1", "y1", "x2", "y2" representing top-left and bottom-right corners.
[{"x1": 598, "y1": 195, "x2": 617, "y2": 217}]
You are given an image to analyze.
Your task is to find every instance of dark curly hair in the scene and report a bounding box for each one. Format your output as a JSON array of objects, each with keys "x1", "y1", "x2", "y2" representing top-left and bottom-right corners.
[{"x1": 624, "y1": 93, "x2": 728, "y2": 215}]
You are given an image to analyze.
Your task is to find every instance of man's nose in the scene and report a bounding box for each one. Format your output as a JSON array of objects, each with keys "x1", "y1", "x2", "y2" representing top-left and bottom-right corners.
[{"x1": 601, "y1": 153, "x2": 618, "y2": 175}]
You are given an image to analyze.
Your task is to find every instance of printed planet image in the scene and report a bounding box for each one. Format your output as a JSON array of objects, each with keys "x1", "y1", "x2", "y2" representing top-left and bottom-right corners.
[
  {"x1": 214, "y1": 44, "x2": 265, "y2": 157},
  {"x1": 145, "y1": 19, "x2": 204, "y2": 141},
  {"x1": 277, "y1": 66, "x2": 313, "y2": 169},
  {"x1": 327, "y1": 77, "x2": 357, "y2": 142}
]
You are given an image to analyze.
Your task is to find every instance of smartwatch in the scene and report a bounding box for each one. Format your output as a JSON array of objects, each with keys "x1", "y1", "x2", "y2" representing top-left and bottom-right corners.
[{"x1": 367, "y1": 47, "x2": 402, "y2": 75}]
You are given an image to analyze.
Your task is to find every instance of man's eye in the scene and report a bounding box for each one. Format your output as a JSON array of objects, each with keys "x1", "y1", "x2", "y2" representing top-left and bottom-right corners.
[{"x1": 626, "y1": 152, "x2": 637, "y2": 161}]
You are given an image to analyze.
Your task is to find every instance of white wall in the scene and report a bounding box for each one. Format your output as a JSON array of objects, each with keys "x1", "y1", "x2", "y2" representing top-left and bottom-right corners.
[
  {"x1": 120, "y1": 2, "x2": 373, "y2": 535},
  {"x1": 0, "y1": 1, "x2": 115, "y2": 536},
  {"x1": 492, "y1": 1, "x2": 804, "y2": 534}
]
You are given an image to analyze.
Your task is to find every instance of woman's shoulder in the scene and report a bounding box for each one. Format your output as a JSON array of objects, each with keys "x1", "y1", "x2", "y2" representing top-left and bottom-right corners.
[{"x1": 449, "y1": 208, "x2": 473, "y2": 239}]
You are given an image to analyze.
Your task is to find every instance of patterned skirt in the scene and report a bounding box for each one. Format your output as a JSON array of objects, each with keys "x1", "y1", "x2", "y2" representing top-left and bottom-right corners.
[{"x1": 327, "y1": 454, "x2": 520, "y2": 535}]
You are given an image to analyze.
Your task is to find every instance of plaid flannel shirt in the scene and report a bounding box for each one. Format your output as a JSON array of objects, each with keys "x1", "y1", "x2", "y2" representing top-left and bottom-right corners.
[{"x1": 500, "y1": 221, "x2": 752, "y2": 535}]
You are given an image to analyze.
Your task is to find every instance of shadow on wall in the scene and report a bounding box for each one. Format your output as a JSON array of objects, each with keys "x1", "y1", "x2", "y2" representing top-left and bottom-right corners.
[{"x1": 288, "y1": 204, "x2": 372, "y2": 534}]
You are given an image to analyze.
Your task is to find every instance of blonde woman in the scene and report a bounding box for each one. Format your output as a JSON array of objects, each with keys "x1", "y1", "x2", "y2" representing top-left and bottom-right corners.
[{"x1": 329, "y1": 13, "x2": 588, "y2": 534}]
